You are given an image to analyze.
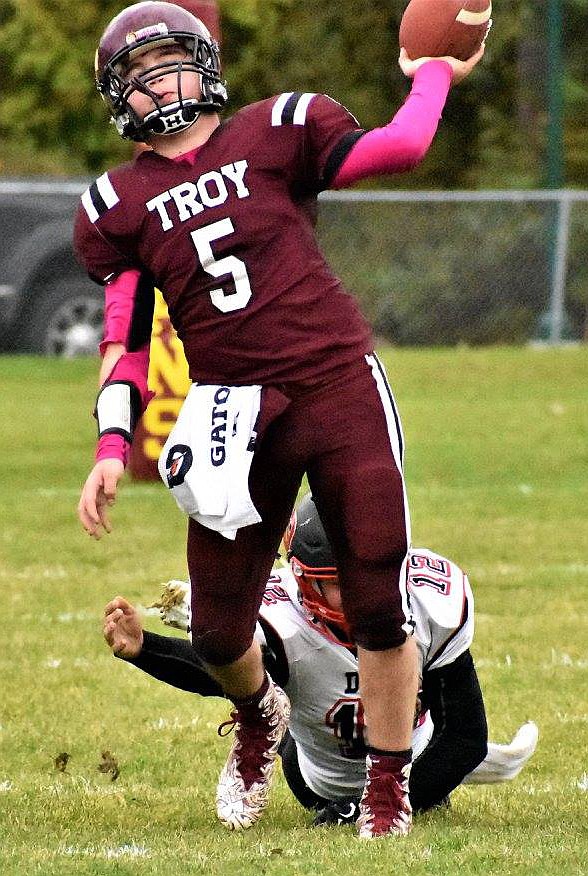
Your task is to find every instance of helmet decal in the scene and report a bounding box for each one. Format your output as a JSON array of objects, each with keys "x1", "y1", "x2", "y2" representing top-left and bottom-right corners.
[{"x1": 126, "y1": 23, "x2": 169, "y2": 45}]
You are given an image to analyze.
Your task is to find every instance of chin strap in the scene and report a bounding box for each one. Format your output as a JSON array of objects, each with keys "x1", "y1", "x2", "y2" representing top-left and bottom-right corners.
[{"x1": 143, "y1": 100, "x2": 201, "y2": 136}]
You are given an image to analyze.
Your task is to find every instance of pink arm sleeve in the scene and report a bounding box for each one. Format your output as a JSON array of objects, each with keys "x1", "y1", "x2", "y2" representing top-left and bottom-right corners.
[
  {"x1": 99, "y1": 268, "x2": 142, "y2": 355},
  {"x1": 95, "y1": 346, "x2": 155, "y2": 465},
  {"x1": 331, "y1": 60, "x2": 453, "y2": 188}
]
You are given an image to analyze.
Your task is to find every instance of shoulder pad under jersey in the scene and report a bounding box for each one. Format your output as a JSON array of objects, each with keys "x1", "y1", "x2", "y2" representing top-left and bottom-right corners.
[{"x1": 257, "y1": 566, "x2": 304, "y2": 641}]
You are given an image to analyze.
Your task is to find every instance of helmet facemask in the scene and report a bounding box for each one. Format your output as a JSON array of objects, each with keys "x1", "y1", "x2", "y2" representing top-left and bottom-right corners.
[
  {"x1": 290, "y1": 557, "x2": 354, "y2": 649},
  {"x1": 284, "y1": 494, "x2": 354, "y2": 648},
  {"x1": 97, "y1": 28, "x2": 227, "y2": 142}
]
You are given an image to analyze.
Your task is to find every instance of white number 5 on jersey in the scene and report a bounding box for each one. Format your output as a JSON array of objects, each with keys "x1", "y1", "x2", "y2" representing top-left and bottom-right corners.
[{"x1": 191, "y1": 218, "x2": 252, "y2": 313}]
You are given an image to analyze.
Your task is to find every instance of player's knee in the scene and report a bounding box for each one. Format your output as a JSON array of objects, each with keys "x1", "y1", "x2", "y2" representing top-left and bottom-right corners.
[
  {"x1": 190, "y1": 624, "x2": 251, "y2": 666},
  {"x1": 348, "y1": 529, "x2": 407, "y2": 570},
  {"x1": 351, "y1": 613, "x2": 409, "y2": 651}
]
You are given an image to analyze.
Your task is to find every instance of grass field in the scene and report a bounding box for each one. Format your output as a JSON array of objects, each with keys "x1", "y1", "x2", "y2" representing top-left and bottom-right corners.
[{"x1": 1, "y1": 346, "x2": 587, "y2": 875}]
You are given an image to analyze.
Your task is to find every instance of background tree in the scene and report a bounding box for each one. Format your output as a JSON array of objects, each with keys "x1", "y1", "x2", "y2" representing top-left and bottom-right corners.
[{"x1": 0, "y1": 0, "x2": 585, "y2": 187}]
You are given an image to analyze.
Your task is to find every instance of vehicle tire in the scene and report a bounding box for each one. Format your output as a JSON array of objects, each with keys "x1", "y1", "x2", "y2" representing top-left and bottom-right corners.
[{"x1": 21, "y1": 278, "x2": 103, "y2": 357}]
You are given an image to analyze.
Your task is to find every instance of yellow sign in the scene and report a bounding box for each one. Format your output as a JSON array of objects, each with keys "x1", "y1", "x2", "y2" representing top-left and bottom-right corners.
[{"x1": 129, "y1": 290, "x2": 189, "y2": 479}]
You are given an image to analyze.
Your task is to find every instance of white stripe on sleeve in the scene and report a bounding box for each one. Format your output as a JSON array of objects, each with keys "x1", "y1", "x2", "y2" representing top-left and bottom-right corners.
[
  {"x1": 81, "y1": 188, "x2": 99, "y2": 224},
  {"x1": 292, "y1": 92, "x2": 316, "y2": 125},
  {"x1": 96, "y1": 172, "x2": 120, "y2": 210},
  {"x1": 271, "y1": 93, "x2": 293, "y2": 127}
]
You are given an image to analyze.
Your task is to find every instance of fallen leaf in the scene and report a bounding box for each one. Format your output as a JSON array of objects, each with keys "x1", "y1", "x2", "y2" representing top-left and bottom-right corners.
[
  {"x1": 54, "y1": 752, "x2": 70, "y2": 772},
  {"x1": 98, "y1": 750, "x2": 120, "y2": 781}
]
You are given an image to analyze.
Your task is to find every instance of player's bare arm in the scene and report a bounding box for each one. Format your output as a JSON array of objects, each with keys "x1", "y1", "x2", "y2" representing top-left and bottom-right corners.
[
  {"x1": 78, "y1": 341, "x2": 128, "y2": 538},
  {"x1": 99, "y1": 341, "x2": 126, "y2": 386},
  {"x1": 77, "y1": 342, "x2": 151, "y2": 538}
]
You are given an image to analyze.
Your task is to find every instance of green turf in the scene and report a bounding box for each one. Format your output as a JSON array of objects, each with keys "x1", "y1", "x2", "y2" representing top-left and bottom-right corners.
[{"x1": 1, "y1": 347, "x2": 587, "y2": 875}]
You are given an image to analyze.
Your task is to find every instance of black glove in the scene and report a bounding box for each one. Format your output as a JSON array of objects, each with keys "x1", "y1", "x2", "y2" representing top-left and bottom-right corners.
[{"x1": 312, "y1": 797, "x2": 361, "y2": 827}]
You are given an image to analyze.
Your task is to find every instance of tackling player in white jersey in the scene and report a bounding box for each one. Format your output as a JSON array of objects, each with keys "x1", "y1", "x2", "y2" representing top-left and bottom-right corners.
[{"x1": 104, "y1": 494, "x2": 538, "y2": 822}]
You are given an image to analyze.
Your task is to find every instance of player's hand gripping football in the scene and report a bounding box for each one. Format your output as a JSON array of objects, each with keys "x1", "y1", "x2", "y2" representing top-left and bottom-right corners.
[
  {"x1": 103, "y1": 596, "x2": 144, "y2": 658},
  {"x1": 78, "y1": 458, "x2": 125, "y2": 539},
  {"x1": 399, "y1": 43, "x2": 485, "y2": 85}
]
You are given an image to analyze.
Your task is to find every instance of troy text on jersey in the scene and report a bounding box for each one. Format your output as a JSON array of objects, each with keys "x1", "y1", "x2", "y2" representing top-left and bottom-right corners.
[{"x1": 146, "y1": 160, "x2": 250, "y2": 231}]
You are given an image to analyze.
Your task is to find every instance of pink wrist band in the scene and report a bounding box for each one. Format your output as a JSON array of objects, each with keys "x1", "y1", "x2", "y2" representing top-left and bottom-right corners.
[{"x1": 95, "y1": 433, "x2": 131, "y2": 465}]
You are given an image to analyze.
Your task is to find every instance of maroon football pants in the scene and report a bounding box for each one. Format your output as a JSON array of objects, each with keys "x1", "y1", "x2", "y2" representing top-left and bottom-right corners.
[{"x1": 188, "y1": 353, "x2": 413, "y2": 665}]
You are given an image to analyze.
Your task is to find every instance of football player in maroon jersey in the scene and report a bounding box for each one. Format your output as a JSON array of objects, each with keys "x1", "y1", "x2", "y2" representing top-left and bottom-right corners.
[{"x1": 75, "y1": 1, "x2": 485, "y2": 837}]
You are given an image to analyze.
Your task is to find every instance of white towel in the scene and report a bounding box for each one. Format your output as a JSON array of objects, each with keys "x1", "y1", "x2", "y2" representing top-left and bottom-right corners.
[
  {"x1": 158, "y1": 383, "x2": 262, "y2": 539},
  {"x1": 462, "y1": 721, "x2": 539, "y2": 784}
]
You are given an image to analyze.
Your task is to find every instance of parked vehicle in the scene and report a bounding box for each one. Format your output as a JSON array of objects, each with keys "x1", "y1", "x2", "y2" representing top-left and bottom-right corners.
[{"x1": 0, "y1": 179, "x2": 103, "y2": 356}]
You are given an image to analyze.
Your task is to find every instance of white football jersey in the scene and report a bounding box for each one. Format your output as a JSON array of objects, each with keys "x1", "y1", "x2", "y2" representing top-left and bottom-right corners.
[{"x1": 255, "y1": 548, "x2": 474, "y2": 801}]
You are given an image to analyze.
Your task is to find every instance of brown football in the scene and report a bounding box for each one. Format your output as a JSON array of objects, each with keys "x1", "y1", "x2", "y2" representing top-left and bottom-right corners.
[{"x1": 399, "y1": 0, "x2": 492, "y2": 62}]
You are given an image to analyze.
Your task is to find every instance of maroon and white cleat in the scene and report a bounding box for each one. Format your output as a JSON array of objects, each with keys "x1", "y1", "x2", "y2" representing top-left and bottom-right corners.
[
  {"x1": 356, "y1": 753, "x2": 413, "y2": 838},
  {"x1": 216, "y1": 679, "x2": 291, "y2": 830}
]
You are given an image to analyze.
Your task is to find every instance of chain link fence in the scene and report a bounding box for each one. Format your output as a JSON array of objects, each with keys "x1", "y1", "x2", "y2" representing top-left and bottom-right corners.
[
  {"x1": 318, "y1": 190, "x2": 588, "y2": 345},
  {"x1": 1, "y1": 182, "x2": 586, "y2": 349}
]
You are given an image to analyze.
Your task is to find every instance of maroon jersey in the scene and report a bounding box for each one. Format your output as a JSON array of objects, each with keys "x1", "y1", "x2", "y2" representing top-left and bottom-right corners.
[{"x1": 74, "y1": 92, "x2": 372, "y2": 385}]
